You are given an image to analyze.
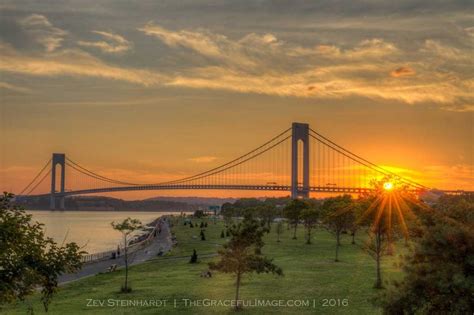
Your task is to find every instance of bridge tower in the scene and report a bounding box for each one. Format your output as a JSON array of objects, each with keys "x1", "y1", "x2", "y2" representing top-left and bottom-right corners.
[
  {"x1": 50, "y1": 153, "x2": 66, "y2": 210},
  {"x1": 291, "y1": 122, "x2": 310, "y2": 199}
]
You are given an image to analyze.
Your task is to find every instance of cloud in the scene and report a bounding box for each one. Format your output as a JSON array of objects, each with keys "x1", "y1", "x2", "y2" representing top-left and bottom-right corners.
[
  {"x1": 1, "y1": 19, "x2": 472, "y2": 111},
  {"x1": 390, "y1": 66, "x2": 416, "y2": 77},
  {"x1": 78, "y1": 31, "x2": 132, "y2": 54},
  {"x1": 19, "y1": 14, "x2": 67, "y2": 52},
  {"x1": 188, "y1": 156, "x2": 218, "y2": 163},
  {"x1": 0, "y1": 81, "x2": 31, "y2": 93},
  {"x1": 0, "y1": 43, "x2": 165, "y2": 86},
  {"x1": 139, "y1": 23, "x2": 223, "y2": 58}
]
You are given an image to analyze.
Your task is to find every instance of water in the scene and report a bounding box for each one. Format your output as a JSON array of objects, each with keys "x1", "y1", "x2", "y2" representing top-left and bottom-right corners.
[{"x1": 26, "y1": 211, "x2": 180, "y2": 254}]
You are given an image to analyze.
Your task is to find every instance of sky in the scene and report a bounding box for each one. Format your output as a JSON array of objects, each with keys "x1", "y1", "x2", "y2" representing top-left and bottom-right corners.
[{"x1": 0, "y1": 0, "x2": 473, "y2": 199}]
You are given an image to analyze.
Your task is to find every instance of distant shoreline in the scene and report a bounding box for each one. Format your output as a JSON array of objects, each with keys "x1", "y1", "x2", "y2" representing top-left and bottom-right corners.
[{"x1": 24, "y1": 208, "x2": 190, "y2": 212}]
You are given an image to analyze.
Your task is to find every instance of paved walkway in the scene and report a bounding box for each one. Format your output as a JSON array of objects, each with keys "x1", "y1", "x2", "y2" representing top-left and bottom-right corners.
[{"x1": 59, "y1": 218, "x2": 173, "y2": 284}]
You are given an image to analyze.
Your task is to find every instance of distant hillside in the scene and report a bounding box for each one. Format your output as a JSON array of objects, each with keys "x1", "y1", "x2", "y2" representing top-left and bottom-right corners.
[
  {"x1": 145, "y1": 196, "x2": 237, "y2": 206},
  {"x1": 17, "y1": 195, "x2": 227, "y2": 212}
]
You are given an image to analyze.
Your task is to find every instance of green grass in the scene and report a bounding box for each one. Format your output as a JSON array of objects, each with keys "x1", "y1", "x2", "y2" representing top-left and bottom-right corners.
[{"x1": 3, "y1": 217, "x2": 405, "y2": 314}]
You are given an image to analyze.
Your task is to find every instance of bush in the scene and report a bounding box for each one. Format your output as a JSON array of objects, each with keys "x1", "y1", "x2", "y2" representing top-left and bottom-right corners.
[{"x1": 189, "y1": 249, "x2": 198, "y2": 263}]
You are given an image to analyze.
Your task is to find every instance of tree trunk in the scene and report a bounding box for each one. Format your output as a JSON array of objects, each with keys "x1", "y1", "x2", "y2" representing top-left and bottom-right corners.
[
  {"x1": 292, "y1": 222, "x2": 297, "y2": 239},
  {"x1": 351, "y1": 231, "x2": 355, "y2": 244},
  {"x1": 335, "y1": 232, "x2": 340, "y2": 262},
  {"x1": 124, "y1": 234, "x2": 129, "y2": 291},
  {"x1": 306, "y1": 227, "x2": 311, "y2": 244},
  {"x1": 235, "y1": 272, "x2": 242, "y2": 310},
  {"x1": 374, "y1": 229, "x2": 383, "y2": 289}
]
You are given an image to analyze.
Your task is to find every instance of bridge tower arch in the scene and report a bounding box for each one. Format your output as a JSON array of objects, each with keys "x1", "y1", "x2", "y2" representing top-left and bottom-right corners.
[
  {"x1": 291, "y1": 122, "x2": 310, "y2": 199},
  {"x1": 50, "y1": 153, "x2": 66, "y2": 210}
]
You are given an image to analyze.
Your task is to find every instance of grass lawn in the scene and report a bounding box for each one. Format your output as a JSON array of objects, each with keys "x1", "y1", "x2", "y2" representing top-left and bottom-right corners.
[{"x1": 4, "y1": 216, "x2": 405, "y2": 314}]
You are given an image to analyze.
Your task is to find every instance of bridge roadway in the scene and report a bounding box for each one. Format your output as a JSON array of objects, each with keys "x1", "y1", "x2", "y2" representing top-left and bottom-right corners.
[
  {"x1": 30, "y1": 184, "x2": 379, "y2": 198},
  {"x1": 24, "y1": 184, "x2": 471, "y2": 199}
]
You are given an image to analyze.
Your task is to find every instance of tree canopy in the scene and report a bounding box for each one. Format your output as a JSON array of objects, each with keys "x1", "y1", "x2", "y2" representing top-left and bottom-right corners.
[{"x1": 0, "y1": 192, "x2": 84, "y2": 312}]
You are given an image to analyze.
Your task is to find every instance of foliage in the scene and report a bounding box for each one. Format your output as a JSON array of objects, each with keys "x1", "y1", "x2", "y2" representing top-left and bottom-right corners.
[
  {"x1": 111, "y1": 217, "x2": 143, "y2": 293},
  {"x1": 376, "y1": 195, "x2": 474, "y2": 314},
  {"x1": 300, "y1": 207, "x2": 320, "y2": 244},
  {"x1": 257, "y1": 204, "x2": 277, "y2": 231},
  {"x1": 193, "y1": 210, "x2": 205, "y2": 218},
  {"x1": 283, "y1": 199, "x2": 309, "y2": 239},
  {"x1": 321, "y1": 195, "x2": 355, "y2": 261},
  {"x1": 189, "y1": 249, "x2": 198, "y2": 264},
  {"x1": 209, "y1": 215, "x2": 282, "y2": 310},
  {"x1": 0, "y1": 192, "x2": 84, "y2": 312}
]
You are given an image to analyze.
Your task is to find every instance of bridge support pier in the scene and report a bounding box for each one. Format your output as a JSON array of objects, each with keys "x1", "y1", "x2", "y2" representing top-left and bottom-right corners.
[
  {"x1": 291, "y1": 122, "x2": 310, "y2": 199},
  {"x1": 50, "y1": 153, "x2": 66, "y2": 210}
]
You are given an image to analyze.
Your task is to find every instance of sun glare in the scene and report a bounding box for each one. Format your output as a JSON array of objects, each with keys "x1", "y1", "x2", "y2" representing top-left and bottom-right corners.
[{"x1": 383, "y1": 182, "x2": 394, "y2": 191}]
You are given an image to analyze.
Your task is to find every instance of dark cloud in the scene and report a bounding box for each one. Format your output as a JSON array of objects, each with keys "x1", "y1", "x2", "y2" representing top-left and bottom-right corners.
[{"x1": 390, "y1": 66, "x2": 416, "y2": 78}]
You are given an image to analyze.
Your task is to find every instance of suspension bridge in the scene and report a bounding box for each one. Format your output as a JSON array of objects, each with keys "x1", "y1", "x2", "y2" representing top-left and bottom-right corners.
[{"x1": 15, "y1": 122, "x2": 468, "y2": 210}]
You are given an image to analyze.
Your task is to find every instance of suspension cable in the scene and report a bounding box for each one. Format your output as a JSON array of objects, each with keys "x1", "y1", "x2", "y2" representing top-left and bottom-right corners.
[
  {"x1": 19, "y1": 158, "x2": 51, "y2": 195},
  {"x1": 309, "y1": 131, "x2": 426, "y2": 189},
  {"x1": 24, "y1": 167, "x2": 51, "y2": 196}
]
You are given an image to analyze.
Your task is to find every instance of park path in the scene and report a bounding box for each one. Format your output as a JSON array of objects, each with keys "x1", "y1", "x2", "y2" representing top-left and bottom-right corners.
[{"x1": 59, "y1": 218, "x2": 173, "y2": 284}]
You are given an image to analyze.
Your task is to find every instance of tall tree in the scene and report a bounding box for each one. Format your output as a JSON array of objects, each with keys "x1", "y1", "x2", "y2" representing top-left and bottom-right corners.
[
  {"x1": 300, "y1": 207, "x2": 320, "y2": 244},
  {"x1": 358, "y1": 178, "x2": 417, "y2": 289},
  {"x1": 0, "y1": 193, "x2": 83, "y2": 312},
  {"x1": 376, "y1": 196, "x2": 474, "y2": 313},
  {"x1": 111, "y1": 217, "x2": 143, "y2": 293},
  {"x1": 209, "y1": 215, "x2": 283, "y2": 310},
  {"x1": 283, "y1": 199, "x2": 308, "y2": 239},
  {"x1": 322, "y1": 195, "x2": 355, "y2": 261}
]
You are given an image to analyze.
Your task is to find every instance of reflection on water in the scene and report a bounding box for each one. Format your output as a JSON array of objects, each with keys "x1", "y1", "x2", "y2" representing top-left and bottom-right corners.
[{"x1": 27, "y1": 210, "x2": 178, "y2": 254}]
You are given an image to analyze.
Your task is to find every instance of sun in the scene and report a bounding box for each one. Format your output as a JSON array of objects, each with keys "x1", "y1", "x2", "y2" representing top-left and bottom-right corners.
[{"x1": 383, "y1": 182, "x2": 394, "y2": 191}]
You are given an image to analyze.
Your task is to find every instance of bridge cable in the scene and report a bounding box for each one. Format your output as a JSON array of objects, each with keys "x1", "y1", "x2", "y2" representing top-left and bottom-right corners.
[
  {"x1": 24, "y1": 167, "x2": 51, "y2": 196},
  {"x1": 147, "y1": 128, "x2": 292, "y2": 186},
  {"x1": 18, "y1": 158, "x2": 52, "y2": 195},
  {"x1": 309, "y1": 131, "x2": 426, "y2": 189}
]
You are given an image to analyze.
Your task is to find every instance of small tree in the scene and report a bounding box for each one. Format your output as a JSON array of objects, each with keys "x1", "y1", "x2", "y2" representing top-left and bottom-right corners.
[
  {"x1": 189, "y1": 222, "x2": 194, "y2": 228},
  {"x1": 189, "y1": 249, "x2": 198, "y2": 264},
  {"x1": 200, "y1": 229, "x2": 206, "y2": 241},
  {"x1": 209, "y1": 215, "x2": 283, "y2": 310},
  {"x1": 111, "y1": 217, "x2": 143, "y2": 293},
  {"x1": 0, "y1": 193, "x2": 84, "y2": 312},
  {"x1": 322, "y1": 195, "x2": 355, "y2": 261},
  {"x1": 300, "y1": 207, "x2": 319, "y2": 244},
  {"x1": 258, "y1": 204, "x2": 277, "y2": 231},
  {"x1": 275, "y1": 220, "x2": 284, "y2": 242},
  {"x1": 220, "y1": 230, "x2": 225, "y2": 238},
  {"x1": 283, "y1": 199, "x2": 308, "y2": 239}
]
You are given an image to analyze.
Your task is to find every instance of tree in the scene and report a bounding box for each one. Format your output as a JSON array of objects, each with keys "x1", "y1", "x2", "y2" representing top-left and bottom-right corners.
[
  {"x1": 200, "y1": 229, "x2": 206, "y2": 241},
  {"x1": 275, "y1": 220, "x2": 284, "y2": 242},
  {"x1": 194, "y1": 210, "x2": 204, "y2": 218},
  {"x1": 322, "y1": 195, "x2": 355, "y2": 261},
  {"x1": 209, "y1": 215, "x2": 283, "y2": 310},
  {"x1": 220, "y1": 203, "x2": 234, "y2": 226},
  {"x1": 257, "y1": 204, "x2": 277, "y2": 231},
  {"x1": 220, "y1": 230, "x2": 225, "y2": 238},
  {"x1": 0, "y1": 193, "x2": 83, "y2": 312},
  {"x1": 376, "y1": 196, "x2": 474, "y2": 313},
  {"x1": 189, "y1": 249, "x2": 198, "y2": 264},
  {"x1": 111, "y1": 217, "x2": 143, "y2": 293},
  {"x1": 358, "y1": 178, "x2": 417, "y2": 289},
  {"x1": 283, "y1": 199, "x2": 308, "y2": 239},
  {"x1": 300, "y1": 207, "x2": 319, "y2": 244}
]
